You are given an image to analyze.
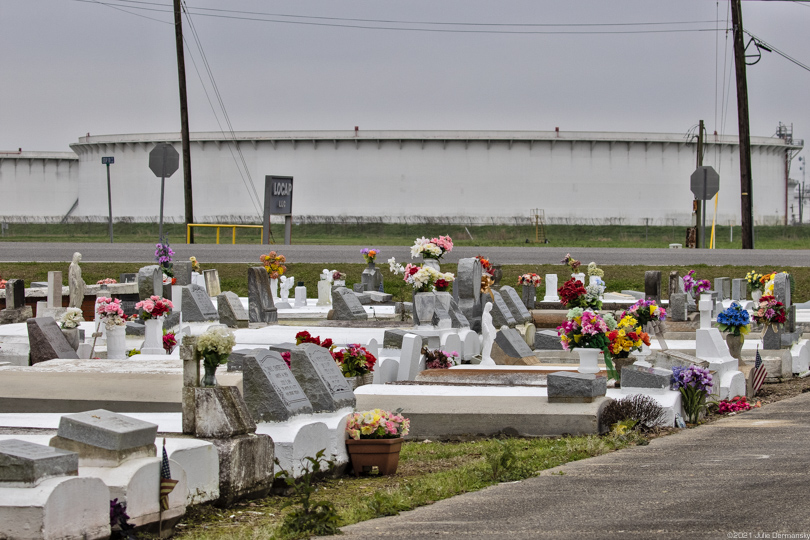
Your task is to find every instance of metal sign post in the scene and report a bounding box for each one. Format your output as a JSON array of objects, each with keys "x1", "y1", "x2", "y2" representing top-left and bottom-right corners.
[
  {"x1": 690, "y1": 166, "x2": 720, "y2": 249},
  {"x1": 148, "y1": 143, "x2": 180, "y2": 241},
  {"x1": 101, "y1": 156, "x2": 115, "y2": 243},
  {"x1": 264, "y1": 175, "x2": 294, "y2": 245}
]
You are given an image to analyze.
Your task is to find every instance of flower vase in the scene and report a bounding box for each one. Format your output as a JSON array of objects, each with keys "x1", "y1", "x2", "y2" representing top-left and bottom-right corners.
[
  {"x1": 726, "y1": 333, "x2": 744, "y2": 362},
  {"x1": 201, "y1": 361, "x2": 218, "y2": 387},
  {"x1": 521, "y1": 285, "x2": 536, "y2": 310},
  {"x1": 413, "y1": 292, "x2": 436, "y2": 328},
  {"x1": 346, "y1": 438, "x2": 404, "y2": 476},
  {"x1": 751, "y1": 290, "x2": 762, "y2": 304},
  {"x1": 611, "y1": 354, "x2": 636, "y2": 386},
  {"x1": 105, "y1": 325, "x2": 126, "y2": 360},
  {"x1": 576, "y1": 348, "x2": 601, "y2": 374},
  {"x1": 270, "y1": 278, "x2": 279, "y2": 299},
  {"x1": 572, "y1": 273, "x2": 586, "y2": 285},
  {"x1": 141, "y1": 317, "x2": 165, "y2": 355},
  {"x1": 421, "y1": 258, "x2": 440, "y2": 272},
  {"x1": 588, "y1": 276, "x2": 600, "y2": 287}
]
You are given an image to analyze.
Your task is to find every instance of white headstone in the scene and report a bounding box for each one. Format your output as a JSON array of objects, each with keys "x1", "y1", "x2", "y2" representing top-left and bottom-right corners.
[
  {"x1": 397, "y1": 334, "x2": 423, "y2": 381},
  {"x1": 544, "y1": 274, "x2": 559, "y2": 302},
  {"x1": 47, "y1": 271, "x2": 62, "y2": 309},
  {"x1": 317, "y1": 280, "x2": 332, "y2": 307}
]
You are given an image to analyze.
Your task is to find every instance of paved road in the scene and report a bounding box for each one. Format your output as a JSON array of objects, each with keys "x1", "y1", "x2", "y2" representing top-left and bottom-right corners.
[
  {"x1": 1, "y1": 242, "x2": 810, "y2": 266},
  {"x1": 342, "y1": 392, "x2": 810, "y2": 539}
]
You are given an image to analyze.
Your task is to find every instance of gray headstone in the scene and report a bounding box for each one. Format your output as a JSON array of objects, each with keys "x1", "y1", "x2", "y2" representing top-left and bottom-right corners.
[
  {"x1": 669, "y1": 293, "x2": 688, "y2": 322},
  {"x1": 247, "y1": 267, "x2": 278, "y2": 324},
  {"x1": 181, "y1": 284, "x2": 219, "y2": 322},
  {"x1": 5, "y1": 279, "x2": 25, "y2": 309},
  {"x1": 203, "y1": 269, "x2": 221, "y2": 297},
  {"x1": 668, "y1": 271, "x2": 682, "y2": 298},
  {"x1": 352, "y1": 283, "x2": 365, "y2": 293},
  {"x1": 534, "y1": 329, "x2": 563, "y2": 350},
  {"x1": 125, "y1": 320, "x2": 145, "y2": 336},
  {"x1": 774, "y1": 273, "x2": 791, "y2": 308},
  {"x1": 361, "y1": 266, "x2": 383, "y2": 293},
  {"x1": 0, "y1": 439, "x2": 78, "y2": 487},
  {"x1": 27, "y1": 317, "x2": 79, "y2": 364},
  {"x1": 173, "y1": 261, "x2": 192, "y2": 286},
  {"x1": 47, "y1": 271, "x2": 62, "y2": 309},
  {"x1": 227, "y1": 347, "x2": 266, "y2": 372},
  {"x1": 119, "y1": 273, "x2": 137, "y2": 284},
  {"x1": 289, "y1": 343, "x2": 356, "y2": 412},
  {"x1": 449, "y1": 298, "x2": 470, "y2": 328},
  {"x1": 56, "y1": 409, "x2": 157, "y2": 451},
  {"x1": 242, "y1": 349, "x2": 314, "y2": 422},
  {"x1": 731, "y1": 279, "x2": 747, "y2": 301},
  {"x1": 366, "y1": 291, "x2": 393, "y2": 303},
  {"x1": 218, "y1": 291, "x2": 248, "y2": 328},
  {"x1": 644, "y1": 271, "x2": 661, "y2": 303},
  {"x1": 488, "y1": 291, "x2": 516, "y2": 328},
  {"x1": 714, "y1": 277, "x2": 731, "y2": 301},
  {"x1": 119, "y1": 299, "x2": 139, "y2": 317},
  {"x1": 521, "y1": 284, "x2": 536, "y2": 310},
  {"x1": 498, "y1": 285, "x2": 532, "y2": 324},
  {"x1": 331, "y1": 286, "x2": 368, "y2": 320},
  {"x1": 494, "y1": 327, "x2": 535, "y2": 359},
  {"x1": 547, "y1": 371, "x2": 607, "y2": 403},
  {"x1": 763, "y1": 325, "x2": 782, "y2": 350},
  {"x1": 431, "y1": 303, "x2": 452, "y2": 328},
  {"x1": 137, "y1": 265, "x2": 163, "y2": 300},
  {"x1": 620, "y1": 365, "x2": 671, "y2": 389},
  {"x1": 456, "y1": 258, "x2": 482, "y2": 328},
  {"x1": 383, "y1": 329, "x2": 429, "y2": 350}
]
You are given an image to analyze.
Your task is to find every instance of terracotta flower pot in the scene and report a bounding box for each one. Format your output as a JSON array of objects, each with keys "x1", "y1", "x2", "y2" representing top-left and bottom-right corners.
[{"x1": 346, "y1": 437, "x2": 404, "y2": 476}]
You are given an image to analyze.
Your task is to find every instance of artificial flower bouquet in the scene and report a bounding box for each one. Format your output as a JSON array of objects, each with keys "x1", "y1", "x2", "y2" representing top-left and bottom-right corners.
[
  {"x1": 391, "y1": 262, "x2": 442, "y2": 293},
  {"x1": 96, "y1": 297, "x2": 126, "y2": 328},
  {"x1": 561, "y1": 253, "x2": 581, "y2": 273},
  {"x1": 621, "y1": 299, "x2": 666, "y2": 328},
  {"x1": 361, "y1": 248, "x2": 380, "y2": 264},
  {"x1": 135, "y1": 295, "x2": 173, "y2": 319},
  {"x1": 59, "y1": 308, "x2": 84, "y2": 329},
  {"x1": 155, "y1": 240, "x2": 174, "y2": 276},
  {"x1": 557, "y1": 308, "x2": 615, "y2": 354},
  {"x1": 586, "y1": 262, "x2": 604, "y2": 278},
  {"x1": 96, "y1": 278, "x2": 117, "y2": 285},
  {"x1": 260, "y1": 251, "x2": 287, "y2": 279},
  {"x1": 714, "y1": 395, "x2": 758, "y2": 414},
  {"x1": 163, "y1": 331, "x2": 177, "y2": 354},
  {"x1": 672, "y1": 365, "x2": 713, "y2": 424},
  {"x1": 752, "y1": 295, "x2": 787, "y2": 327},
  {"x1": 190, "y1": 256, "x2": 201, "y2": 274},
  {"x1": 346, "y1": 409, "x2": 410, "y2": 440},
  {"x1": 410, "y1": 235, "x2": 453, "y2": 260},
  {"x1": 683, "y1": 270, "x2": 710, "y2": 298},
  {"x1": 716, "y1": 303, "x2": 751, "y2": 336},
  {"x1": 558, "y1": 278, "x2": 603, "y2": 309},
  {"x1": 433, "y1": 272, "x2": 455, "y2": 292},
  {"x1": 196, "y1": 326, "x2": 236, "y2": 368},
  {"x1": 422, "y1": 347, "x2": 459, "y2": 369},
  {"x1": 745, "y1": 270, "x2": 764, "y2": 292},
  {"x1": 333, "y1": 344, "x2": 377, "y2": 377},
  {"x1": 608, "y1": 314, "x2": 650, "y2": 358},
  {"x1": 476, "y1": 255, "x2": 494, "y2": 276},
  {"x1": 332, "y1": 271, "x2": 347, "y2": 281},
  {"x1": 517, "y1": 273, "x2": 542, "y2": 287}
]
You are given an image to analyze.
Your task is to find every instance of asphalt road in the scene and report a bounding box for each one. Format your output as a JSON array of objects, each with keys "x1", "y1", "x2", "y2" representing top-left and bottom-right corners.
[
  {"x1": 341, "y1": 392, "x2": 810, "y2": 539},
  {"x1": 1, "y1": 242, "x2": 810, "y2": 266}
]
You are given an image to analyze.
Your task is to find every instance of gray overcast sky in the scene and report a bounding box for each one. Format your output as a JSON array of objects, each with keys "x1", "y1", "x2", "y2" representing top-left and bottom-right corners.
[{"x1": 2, "y1": 0, "x2": 808, "y2": 168}]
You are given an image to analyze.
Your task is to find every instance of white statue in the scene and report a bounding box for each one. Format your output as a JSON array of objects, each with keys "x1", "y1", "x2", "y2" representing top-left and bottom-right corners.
[
  {"x1": 321, "y1": 269, "x2": 330, "y2": 281},
  {"x1": 280, "y1": 275, "x2": 295, "y2": 301},
  {"x1": 480, "y1": 303, "x2": 496, "y2": 365},
  {"x1": 68, "y1": 252, "x2": 86, "y2": 309}
]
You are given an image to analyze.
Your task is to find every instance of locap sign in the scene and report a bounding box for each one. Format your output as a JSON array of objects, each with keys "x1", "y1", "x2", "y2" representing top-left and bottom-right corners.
[
  {"x1": 690, "y1": 166, "x2": 720, "y2": 200},
  {"x1": 265, "y1": 175, "x2": 293, "y2": 215},
  {"x1": 149, "y1": 143, "x2": 180, "y2": 178}
]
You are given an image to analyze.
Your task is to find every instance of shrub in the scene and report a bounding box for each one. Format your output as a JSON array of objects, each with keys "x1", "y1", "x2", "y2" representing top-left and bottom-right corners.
[{"x1": 600, "y1": 394, "x2": 666, "y2": 430}]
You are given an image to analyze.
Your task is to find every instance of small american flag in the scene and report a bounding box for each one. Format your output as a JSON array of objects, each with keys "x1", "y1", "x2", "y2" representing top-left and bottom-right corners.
[
  {"x1": 752, "y1": 347, "x2": 768, "y2": 396},
  {"x1": 159, "y1": 440, "x2": 178, "y2": 511}
]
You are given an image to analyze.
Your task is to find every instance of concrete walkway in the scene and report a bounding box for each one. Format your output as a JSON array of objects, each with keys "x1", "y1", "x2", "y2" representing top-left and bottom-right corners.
[{"x1": 342, "y1": 392, "x2": 810, "y2": 539}]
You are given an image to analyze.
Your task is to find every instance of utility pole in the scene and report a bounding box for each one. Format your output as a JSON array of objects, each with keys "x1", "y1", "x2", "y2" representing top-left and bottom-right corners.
[
  {"x1": 731, "y1": 0, "x2": 754, "y2": 249},
  {"x1": 696, "y1": 120, "x2": 704, "y2": 248},
  {"x1": 173, "y1": 0, "x2": 195, "y2": 243}
]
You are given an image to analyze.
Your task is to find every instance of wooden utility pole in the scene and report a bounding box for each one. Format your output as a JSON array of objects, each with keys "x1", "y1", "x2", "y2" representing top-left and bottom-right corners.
[
  {"x1": 173, "y1": 0, "x2": 195, "y2": 243},
  {"x1": 731, "y1": 0, "x2": 754, "y2": 249},
  {"x1": 696, "y1": 120, "x2": 704, "y2": 248}
]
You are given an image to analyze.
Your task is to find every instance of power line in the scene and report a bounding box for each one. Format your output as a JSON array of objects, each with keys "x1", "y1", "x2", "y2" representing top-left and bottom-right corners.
[{"x1": 744, "y1": 30, "x2": 810, "y2": 72}]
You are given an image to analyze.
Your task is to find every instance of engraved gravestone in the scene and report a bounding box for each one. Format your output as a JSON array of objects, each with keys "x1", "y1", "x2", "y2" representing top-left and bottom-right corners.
[
  {"x1": 203, "y1": 269, "x2": 221, "y2": 297},
  {"x1": 5, "y1": 279, "x2": 25, "y2": 309},
  {"x1": 289, "y1": 343, "x2": 356, "y2": 412},
  {"x1": 668, "y1": 271, "x2": 682, "y2": 298},
  {"x1": 173, "y1": 261, "x2": 192, "y2": 286},
  {"x1": 54, "y1": 409, "x2": 157, "y2": 451},
  {"x1": 181, "y1": 284, "x2": 218, "y2": 322},
  {"x1": 645, "y1": 271, "x2": 661, "y2": 304},
  {"x1": 119, "y1": 273, "x2": 137, "y2": 284},
  {"x1": 27, "y1": 317, "x2": 79, "y2": 364},
  {"x1": 449, "y1": 298, "x2": 470, "y2": 328},
  {"x1": 331, "y1": 286, "x2": 368, "y2": 320},
  {"x1": 456, "y1": 258, "x2": 482, "y2": 327},
  {"x1": 714, "y1": 277, "x2": 731, "y2": 301},
  {"x1": 0, "y1": 439, "x2": 78, "y2": 487},
  {"x1": 248, "y1": 267, "x2": 278, "y2": 323},
  {"x1": 242, "y1": 349, "x2": 314, "y2": 422},
  {"x1": 498, "y1": 285, "x2": 532, "y2": 324},
  {"x1": 218, "y1": 291, "x2": 248, "y2": 328},
  {"x1": 731, "y1": 279, "x2": 747, "y2": 302},
  {"x1": 488, "y1": 291, "x2": 516, "y2": 328},
  {"x1": 137, "y1": 265, "x2": 163, "y2": 300}
]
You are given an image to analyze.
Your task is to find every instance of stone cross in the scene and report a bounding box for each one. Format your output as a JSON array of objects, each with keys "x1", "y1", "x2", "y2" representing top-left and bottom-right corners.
[{"x1": 698, "y1": 293, "x2": 713, "y2": 330}]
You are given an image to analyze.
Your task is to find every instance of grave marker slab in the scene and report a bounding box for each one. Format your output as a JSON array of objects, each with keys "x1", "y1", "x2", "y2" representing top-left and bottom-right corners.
[
  {"x1": 644, "y1": 271, "x2": 661, "y2": 303},
  {"x1": 331, "y1": 286, "x2": 368, "y2": 320},
  {"x1": 774, "y1": 273, "x2": 791, "y2": 308},
  {"x1": 488, "y1": 291, "x2": 516, "y2": 328},
  {"x1": 218, "y1": 291, "x2": 248, "y2": 328},
  {"x1": 547, "y1": 372, "x2": 606, "y2": 403},
  {"x1": 289, "y1": 343, "x2": 356, "y2": 412},
  {"x1": 247, "y1": 267, "x2": 278, "y2": 324},
  {"x1": 137, "y1": 265, "x2": 163, "y2": 300},
  {"x1": 492, "y1": 328, "x2": 538, "y2": 365},
  {"x1": 47, "y1": 271, "x2": 62, "y2": 308},
  {"x1": 731, "y1": 279, "x2": 747, "y2": 301},
  {"x1": 203, "y1": 269, "x2": 221, "y2": 297},
  {"x1": 498, "y1": 285, "x2": 532, "y2": 324},
  {"x1": 5, "y1": 279, "x2": 25, "y2": 309},
  {"x1": 27, "y1": 317, "x2": 79, "y2": 364},
  {"x1": 449, "y1": 298, "x2": 470, "y2": 328},
  {"x1": 668, "y1": 271, "x2": 683, "y2": 297},
  {"x1": 119, "y1": 273, "x2": 137, "y2": 283},
  {"x1": 173, "y1": 261, "x2": 192, "y2": 286},
  {"x1": 621, "y1": 365, "x2": 672, "y2": 389},
  {"x1": 182, "y1": 284, "x2": 219, "y2": 322},
  {"x1": 714, "y1": 277, "x2": 731, "y2": 301},
  {"x1": 669, "y1": 293, "x2": 688, "y2": 322},
  {"x1": 397, "y1": 334, "x2": 424, "y2": 381},
  {"x1": 243, "y1": 350, "x2": 314, "y2": 421},
  {"x1": 0, "y1": 439, "x2": 78, "y2": 487},
  {"x1": 534, "y1": 329, "x2": 563, "y2": 350},
  {"x1": 55, "y1": 409, "x2": 157, "y2": 451},
  {"x1": 456, "y1": 258, "x2": 482, "y2": 327}
]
